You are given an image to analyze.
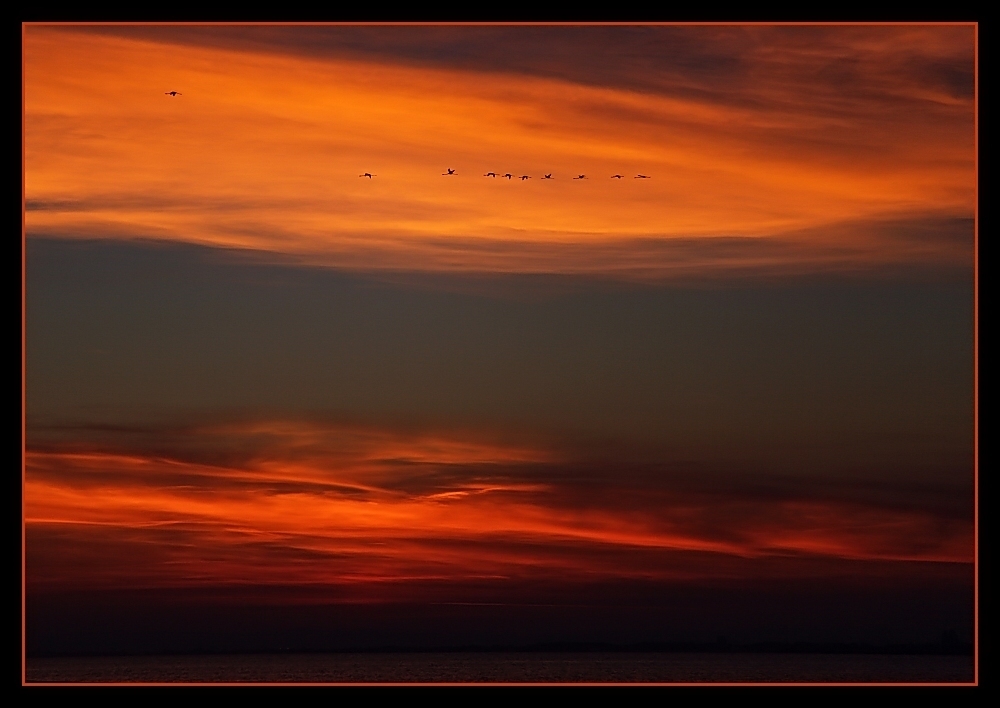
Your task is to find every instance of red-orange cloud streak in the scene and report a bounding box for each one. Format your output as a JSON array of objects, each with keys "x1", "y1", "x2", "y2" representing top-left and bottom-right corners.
[{"x1": 25, "y1": 421, "x2": 972, "y2": 595}]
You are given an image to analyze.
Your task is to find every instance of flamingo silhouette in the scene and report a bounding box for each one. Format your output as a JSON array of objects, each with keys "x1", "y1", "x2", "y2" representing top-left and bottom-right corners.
[
  {"x1": 611, "y1": 174, "x2": 623, "y2": 179},
  {"x1": 443, "y1": 168, "x2": 457, "y2": 175},
  {"x1": 503, "y1": 173, "x2": 513, "y2": 180},
  {"x1": 485, "y1": 172, "x2": 497, "y2": 177},
  {"x1": 359, "y1": 173, "x2": 376, "y2": 179},
  {"x1": 573, "y1": 174, "x2": 587, "y2": 180},
  {"x1": 542, "y1": 174, "x2": 553, "y2": 179},
  {"x1": 519, "y1": 175, "x2": 531, "y2": 180},
  {"x1": 164, "y1": 91, "x2": 182, "y2": 97},
  {"x1": 634, "y1": 174, "x2": 651, "y2": 179}
]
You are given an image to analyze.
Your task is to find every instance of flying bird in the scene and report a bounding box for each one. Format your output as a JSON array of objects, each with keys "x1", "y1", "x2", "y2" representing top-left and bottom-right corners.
[
  {"x1": 519, "y1": 175, "x2": 531, "y2": 180},
  {"x1": 485, "y1": 172, "x2": 497, "y2": 177},
  {"x1": 634, "y1": 174, "x2": 651, "y2": 179},
  {"x1": 611, "y1": 174, "x2": 623, "y2": 179},
  {"x1": 164, "y1": 91, "x2": 182, "y2": 96},
  {"x1": 573, "y1": 174, "x2": 587, "y2": 180},
  {"x1": 443, "y1": 168, "x2": 456, "y2": 175},
  {"x1": 503, "y1": 173, "x2": 514, "y2": 180},
  {"x1": 359, "y1": 173, "x2": 376, "y2": 179},
  {"x1": 542, "y1": 174, "x2": 553, "y2": 179}
]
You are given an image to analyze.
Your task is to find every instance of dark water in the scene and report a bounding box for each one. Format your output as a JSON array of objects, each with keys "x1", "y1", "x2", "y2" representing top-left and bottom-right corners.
[{"x1": 25, "y1": 652, "x2": 974, "y2": 684}]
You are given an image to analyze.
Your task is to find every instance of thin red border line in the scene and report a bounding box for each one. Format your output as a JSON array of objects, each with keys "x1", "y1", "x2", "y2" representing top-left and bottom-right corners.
[
  {"x1": 972, "y1": 20, "x2": 979, "y2": 689},
  {"x1": 20, "y1": 21, "x2": 979, "y2": 687},
  {"x1": 21, "y1": 20, "x2": 28, "y2": 689},
  {"x1": 21, "y1": 681, "x2": 980, "y2": 687},
  {"x1": 21, "y1": 21, "x2": 978, "y2": 26},
  {"x1": 17, "y1": 20, "x2": 979, "y2": 688},
  {"x1": 18, "y1": 21, "x2": 979, "y2": 688}
]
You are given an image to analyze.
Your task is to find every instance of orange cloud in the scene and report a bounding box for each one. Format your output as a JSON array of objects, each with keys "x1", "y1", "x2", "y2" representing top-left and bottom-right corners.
[
  {"x1": 23, "y1": 27, "x2": 974, "y2": 277},
  {"x1": 25, "y1": 420, "x2": 972, "y2": 594}
]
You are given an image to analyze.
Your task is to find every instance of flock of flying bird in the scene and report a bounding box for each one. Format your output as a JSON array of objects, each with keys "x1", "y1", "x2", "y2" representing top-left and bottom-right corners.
[
  {"x1": 164, "y1": 94, "x2": 651, "y2": 182},
  {"x1": 359, "y1": 170, "x2": 650, "y2": 179}
]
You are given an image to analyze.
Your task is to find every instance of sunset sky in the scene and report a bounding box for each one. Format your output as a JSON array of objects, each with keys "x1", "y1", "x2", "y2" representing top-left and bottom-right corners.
[{"x1": 24, "y1": 24, "x2": 975, "y2": 655}]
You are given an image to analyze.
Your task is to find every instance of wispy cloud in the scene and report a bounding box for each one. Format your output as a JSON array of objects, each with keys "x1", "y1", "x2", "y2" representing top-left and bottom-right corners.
[
  {"x1": 24, "y1": 27, "x2": 974, "y2": 280},
  {"x1": 26, "y1": 419, "x2": 973, "y2": 595}
]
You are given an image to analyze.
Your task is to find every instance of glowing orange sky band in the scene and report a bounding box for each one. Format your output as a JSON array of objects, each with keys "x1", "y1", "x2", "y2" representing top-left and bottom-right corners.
[
  {"x1": 25, "y1": 429, "x2": 972, "y2": 592},
  {"x1": 24, "y1": 28, "x2": 974, "y2": 276}
]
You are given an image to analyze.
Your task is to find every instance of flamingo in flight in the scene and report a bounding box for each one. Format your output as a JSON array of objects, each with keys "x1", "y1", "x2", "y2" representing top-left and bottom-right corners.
[
  {"x1": 503, "y1": 173, "x2": 514, "y2": 180},
  {"x1": 443, "y1": 168, "x2": 457, "y2": 175},
  {"x1": 359, "y1": 173, "x2": 376, "y2": 179},
  {"x1": 519, "y1": 175, "x2": 531, "y2": 180},
  {"x1": 485, "y1": 172, "x2": 497, "y2": 177},
  {"x1": 611, "y1": 174, "x2": 623, "y2": 179},
  {"x1": 634, "y1": 174, "x2": 651, "y2": 179},
  {"x1": 573, "y1": 174, "x2": 587, "y2": 180},
  {"x1": 165, "y1": 91, "x2": 182, "y2": 96},
  {"x1": 542, "y1": 174, "x2": 553, "y2": 179}
]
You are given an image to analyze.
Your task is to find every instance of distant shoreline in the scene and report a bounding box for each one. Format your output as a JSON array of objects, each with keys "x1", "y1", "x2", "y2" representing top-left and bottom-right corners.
[
  {"x1": 27, "y1": 640, "x2": 974, "y2": 660},
  {"x1": 25, "y1": 651, "x2": 975, "y2": 684}
]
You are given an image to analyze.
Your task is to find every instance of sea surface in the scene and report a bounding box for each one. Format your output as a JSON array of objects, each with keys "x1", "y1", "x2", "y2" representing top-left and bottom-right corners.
[{"x1": 25, "y1": 652, "x2": 975, "y2": 684}]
